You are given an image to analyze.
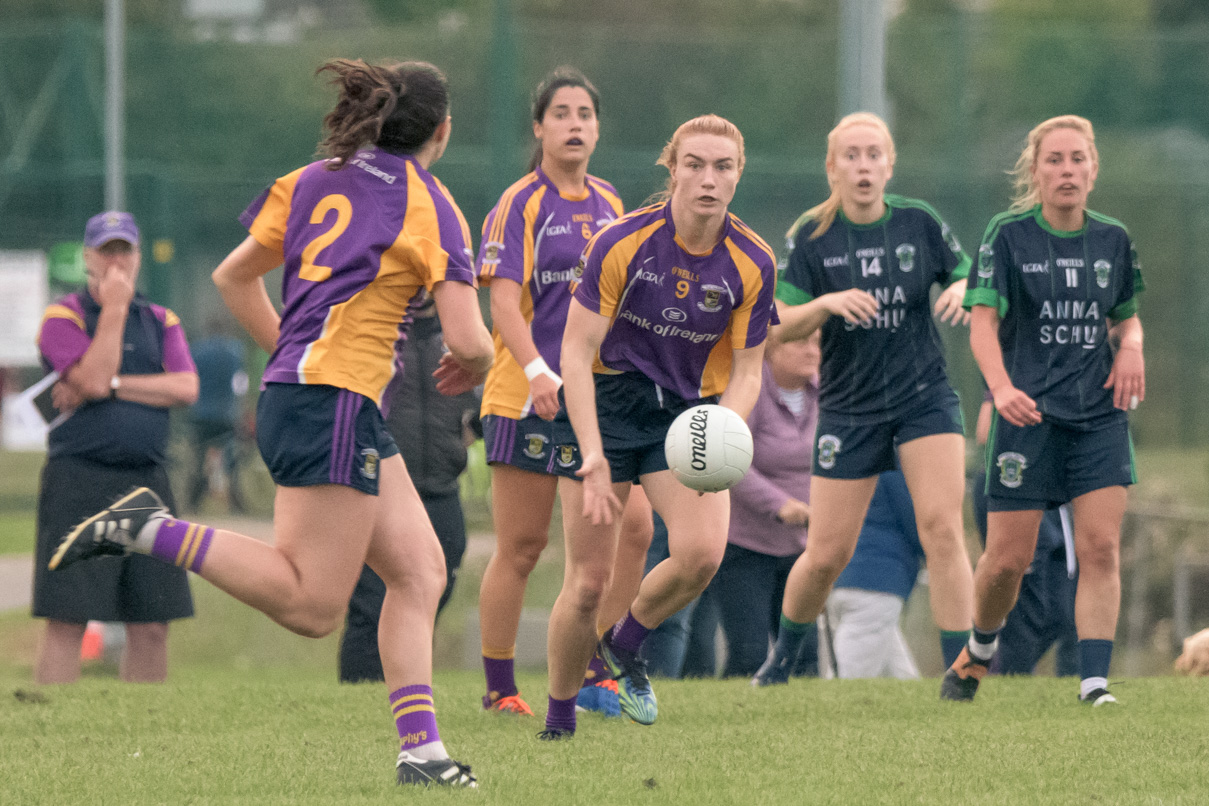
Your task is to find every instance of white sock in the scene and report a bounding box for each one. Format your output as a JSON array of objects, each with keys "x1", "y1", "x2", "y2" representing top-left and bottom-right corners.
[
  {"x1": 401, "y1": 740, "x2": 449, "y2": 762},
  {"x1": 1081, "y1": 677, "x2": 1108, "y2": 699},
  {"x1": 968, "y1": 634, "x2": 998, "y2": 662}
]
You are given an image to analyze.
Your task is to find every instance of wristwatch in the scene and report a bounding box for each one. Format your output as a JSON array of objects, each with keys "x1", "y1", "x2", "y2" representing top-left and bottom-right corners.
[{"x1": 110, "y1": 375, "x2": 121, "y2": 399}]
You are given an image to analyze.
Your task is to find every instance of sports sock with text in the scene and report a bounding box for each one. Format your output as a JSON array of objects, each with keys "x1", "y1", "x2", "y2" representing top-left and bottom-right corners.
[{"x1": 391, "y1": 685, "x2": 448, "y2": 761}]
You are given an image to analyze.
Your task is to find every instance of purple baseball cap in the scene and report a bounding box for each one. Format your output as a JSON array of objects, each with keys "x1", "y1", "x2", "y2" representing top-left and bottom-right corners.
[{"x1": 84, "y1": 211, "x2": 140, "y2": 247}]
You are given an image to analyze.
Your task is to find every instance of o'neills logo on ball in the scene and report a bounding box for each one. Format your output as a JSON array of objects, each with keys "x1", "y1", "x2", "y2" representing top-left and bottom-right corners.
[{"x1": 688, "y1": 409, "x2": 710, "y2": 471}]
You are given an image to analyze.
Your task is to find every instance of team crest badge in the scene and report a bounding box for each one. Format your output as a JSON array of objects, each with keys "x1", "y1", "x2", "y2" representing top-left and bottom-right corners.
[
  {"x1": 572, "y1": 256, "x2": 585, "y2": 280},
  {"x1": 523, "y1": 434, "x2": 549, "y2": 460},
  {"x1": 977, "y1": 244, "x2": 995, "y2": 279},
  {"x1": 996, "y1": 452, "x2": 1028, "y2": 489},
  {"x1": 1094, "y1": 259, "x2": 1111, "y2": 289},
  {"x1": 484, "y1": 242, "x2": 501, "y2": 263},
  {"x1": 895, "y1": 243, "x2": 916, "y2": 273},
  {"x1": 556, "y1": 445, "x2": 578, "y2": 468},
  {"x1": 359, "y1": 448, "x2": 380, "y2": 480},
  {"x1": 817, "y1": 435, "x2": 842, "y2": 470},
  {"x1": 698, "y1": 284, "x2": 725, "y2": 313}
]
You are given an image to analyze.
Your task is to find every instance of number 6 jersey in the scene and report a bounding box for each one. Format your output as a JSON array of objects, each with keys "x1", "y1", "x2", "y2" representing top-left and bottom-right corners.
[{"x1": 239, "y1": 147, "x2": 477, "y2": 407}]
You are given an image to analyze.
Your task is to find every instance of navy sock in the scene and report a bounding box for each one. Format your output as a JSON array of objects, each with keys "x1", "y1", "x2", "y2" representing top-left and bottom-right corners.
[
  {"x1": 1078, "y1": 639, "x2": 1113, "y2": 681},
  {"x1": 940, "y1": 630, "x2": 970, "y2": 667}
]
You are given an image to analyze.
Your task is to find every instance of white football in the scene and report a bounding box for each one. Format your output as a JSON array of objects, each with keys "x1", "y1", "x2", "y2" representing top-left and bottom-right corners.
[{"x1": 664, "y1": 404, "x2": 753, "y2": 493}]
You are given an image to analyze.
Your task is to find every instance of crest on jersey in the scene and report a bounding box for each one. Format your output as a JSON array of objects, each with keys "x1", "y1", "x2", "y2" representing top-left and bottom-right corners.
[
  {"x1": 556, "y1": 445, "x2": 578, "y2": 468},
  {"x1": 572, "y1": 256, "x2": 586, "y2": 280},
  {"x1": 1094, "y1": 259, "x2": 1111, "y2": 289},
  {"x1": 523, "y1": 434, "x2": 549, "y2": 460},
  {"x1": 484, "y1": 242, "x2": 501, "y2": 264},
  {"x1": 817, "y1": 435, "x2": 842, "y2": 470},
  {"x1": 977, "y1": 244, "x2": 995, "y2": 279},
  {"x1": 996, "y1": 452, "x2": 1028, "y2": 489},
  {"x1": 895, "y1": 243, "x2": 916, "y2": 273},
  {"x1": 359, "y1": 448, "x2": 380, "y2": 480},
  {"x1": 698, "y1": 284, "x2": 725, "y2": 313}
]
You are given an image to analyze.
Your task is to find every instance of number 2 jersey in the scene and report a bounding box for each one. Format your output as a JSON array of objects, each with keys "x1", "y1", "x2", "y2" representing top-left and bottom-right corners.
[
  {"x1": 477, "y1": 166, "x2": 623, "y2": 419},
  {"x1": 777, "y1": 194, "x2": 971, "y2": 423},
  {"x1": 964, "y1": 205, "x2": 1144, "y2": 426},
  {"x1": 239, "y1": 147, "x2": 477, "y2": 407},
  {"x1": 571, "y1": 201, "x2": 778, "y2": 401}
]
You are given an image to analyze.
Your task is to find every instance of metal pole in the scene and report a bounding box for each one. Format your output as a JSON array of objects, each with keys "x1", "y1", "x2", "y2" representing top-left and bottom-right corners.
[
  {"x1": 838, "y1": 0, "x2": 887, "y2": 119},
  {"x1": 104, "y1": 0, "x2": 125, "y2": 211}
]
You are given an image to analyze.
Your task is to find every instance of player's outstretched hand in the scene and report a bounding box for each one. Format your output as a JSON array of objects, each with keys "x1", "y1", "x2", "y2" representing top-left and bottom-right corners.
[
  {"x1": 991, "y1": 384, "x2": 1042, "y2": 427},
  {"x1": 434, "y1": 351, "x2": 486, "y2": 397},
  {"x1": 821, "y1": 289, "x2": 880, "y2": 326},
  {"x1": 933, "y1": 281, "x2": 970, "y2": 326},
  {"x1": 576, "y1": 452, "x2": 621, "y2": 526},
  {"x1": 529, "y1": 373, "x2": 562, "y2": 422},
  {"x1": 1105, "y1": 343, "x2": 1145, "y2": 411}
]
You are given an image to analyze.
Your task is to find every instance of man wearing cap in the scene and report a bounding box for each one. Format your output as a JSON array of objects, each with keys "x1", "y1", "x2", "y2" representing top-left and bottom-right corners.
[{"x1": 32, "y1": 211, "x2": 199, "y2": 684}]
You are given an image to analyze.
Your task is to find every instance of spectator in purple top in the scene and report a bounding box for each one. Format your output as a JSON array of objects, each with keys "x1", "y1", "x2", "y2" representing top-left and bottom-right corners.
[
  {"x1": 713, "y1": 331, "x2": 821, "y2": 678},
  {"x1": 32, "y1": 210, "x2": 199, "y2": 684}
]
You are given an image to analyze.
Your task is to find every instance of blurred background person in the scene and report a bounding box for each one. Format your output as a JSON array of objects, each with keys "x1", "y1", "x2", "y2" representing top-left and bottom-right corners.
[
  {"x1": 715, "y1": 332, "x2": 821, "y2": 680},
  {"x1": 338, "y1": 296, "x2": 481, "y2": 683},
  {"x1": 186, "y1": 314, "x2": 249, "y2": 514},
  {"x1": 32, "y1": 210, "x2": 199, "y2": 684}
]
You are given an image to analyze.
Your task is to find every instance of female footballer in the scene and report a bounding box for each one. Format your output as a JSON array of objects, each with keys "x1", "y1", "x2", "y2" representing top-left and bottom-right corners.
[
  {"x1": 542, "y1": 114, "x2": 778, "y2": 738},
  {"x1": 948, "y1": 115, "x2": 1143, "y2": 706},
  {"x1": 753, "y1": 112, "x2": 975, "y2": 690},
  {"x1": 476, "y1": 67, "x2": 653, "y2": 717},
  {"x1": 50, "y1": 59, "x2": 492, "y2": 786}
]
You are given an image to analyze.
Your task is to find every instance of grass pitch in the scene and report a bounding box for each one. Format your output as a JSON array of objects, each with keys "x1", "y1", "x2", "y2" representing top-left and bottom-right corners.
[{"x1": 2, "y1": 668, "x2": 1207, "y2": 805}]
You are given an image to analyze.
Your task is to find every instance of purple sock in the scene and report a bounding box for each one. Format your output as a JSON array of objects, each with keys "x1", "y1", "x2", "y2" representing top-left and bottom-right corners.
[
  {"x1": 583, "y1": 648, "x2": 610, "y2": 685},
  {"x1": 149, "y1": 519, "x2": 214, "y2": 573},
  {"x1": 390, "y1": 685, "x2": 441, "y2": 753},
  {"x1": 545, "y1": 694, "x2": 577, "y2": 733},
  {"x1": 482, "y1": 653, "x2": 517, "y2": 706},
  {"x1": 611, "y1": 611, "x2": 652, "y2": 655}
]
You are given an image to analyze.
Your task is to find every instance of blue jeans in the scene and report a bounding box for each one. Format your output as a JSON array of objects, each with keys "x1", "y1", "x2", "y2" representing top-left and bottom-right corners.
[{"x1": 640, "y1": 513, "x2": 720, "y2": 677}]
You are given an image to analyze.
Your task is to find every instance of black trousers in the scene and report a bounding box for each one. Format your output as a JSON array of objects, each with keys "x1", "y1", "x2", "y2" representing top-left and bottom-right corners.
[{"x1": 337, "y1": 490, "x2": 466, "y2": 683}]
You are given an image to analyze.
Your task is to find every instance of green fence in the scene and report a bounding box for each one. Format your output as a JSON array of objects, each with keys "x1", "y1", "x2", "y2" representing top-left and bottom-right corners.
[{"x1": 3, "y1": 11, "x2": 1208, "y2": 444}]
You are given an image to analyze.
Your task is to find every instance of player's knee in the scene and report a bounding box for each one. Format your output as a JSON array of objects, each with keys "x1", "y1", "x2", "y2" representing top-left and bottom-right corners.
[
  {"x1": 501, "y1": 536, "x2": 547, "y2": 576},
  {"x1": 281, "y1": 599, "x2": 347, "y2": 639},
  {"x1": 1077, "y1": 531, "x2": 1120, "y2": 575},
  {"x1": 979, "y1": 544, "x2": 1031, "y2": 582},
  {"x1": 564, "y1": 567, "x2": 612, "y2": 614},
  {"x1": 679, "y1": 550, "x2": 722, "y2": 592}
]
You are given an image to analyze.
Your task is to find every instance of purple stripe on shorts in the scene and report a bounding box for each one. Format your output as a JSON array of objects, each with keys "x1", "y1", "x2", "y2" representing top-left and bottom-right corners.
[
  {"x1": 487, "y1": 416, "x2": 516, "y2": 464},
  {"x1": 330, "y1": 390, "x2": 359, "y2": 486}
]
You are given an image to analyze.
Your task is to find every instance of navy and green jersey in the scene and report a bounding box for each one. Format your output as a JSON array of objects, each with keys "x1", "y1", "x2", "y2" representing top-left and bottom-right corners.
[
  {"x1": 963, "y1": 205, "x2": 1143, "y2": 427},
  {"x1": 776, "y1": 194, "x2": 970, "y2": 423}
]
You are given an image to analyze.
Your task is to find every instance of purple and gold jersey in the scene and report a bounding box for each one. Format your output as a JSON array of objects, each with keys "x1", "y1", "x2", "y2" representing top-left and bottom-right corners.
[
  {"x1": 572, "y1": 202, "x2": 777, "y2": 401},
  {"x1": 478, "y1": 167, "x2": 623, "y2": 418},
  {"x1": 777, "y1": 194, "x2": 970, "y2": 424},
  {"x1": 964, "y1": 206, "x2": 1143, "y2": 426},
  {"x1": 240, "y1": 147, "x2": 477, "y2": 407}
]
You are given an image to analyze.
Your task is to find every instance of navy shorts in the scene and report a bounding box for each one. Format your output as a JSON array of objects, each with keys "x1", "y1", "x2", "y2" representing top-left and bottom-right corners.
[
  {"x1": 984, "y1": 411, "x2": 1135, "y2": 511},
  {"x1": 812, "y1": 388, "x2": 964, "y2": 479},
  {"x1": 580, "y1": 371, "x2": 717, "y2": 484},
  {"x1": 482, "y1": 412, "x2": 582, "y2": 479},
  {"x1": 256, "y1": 383, "x2": 398, "y2": 495}
]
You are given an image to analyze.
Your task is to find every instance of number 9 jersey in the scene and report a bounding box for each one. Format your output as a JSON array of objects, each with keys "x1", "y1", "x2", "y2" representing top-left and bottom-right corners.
[{"x1": 239, "y1": 147, "x2": 478, "y2": 407}]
